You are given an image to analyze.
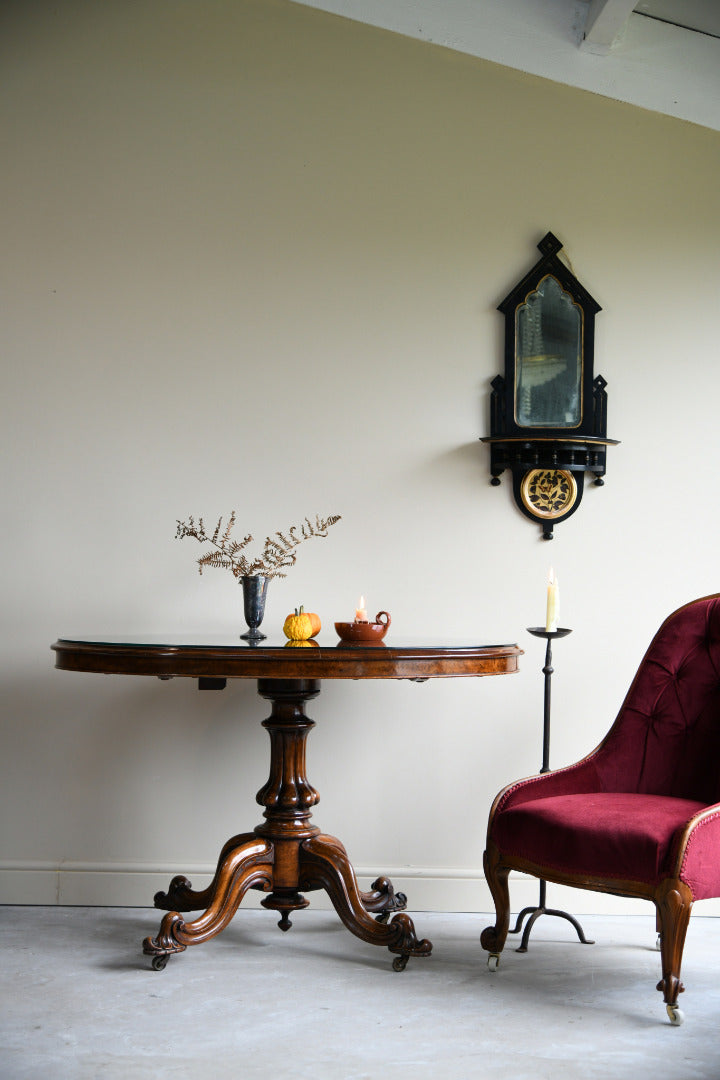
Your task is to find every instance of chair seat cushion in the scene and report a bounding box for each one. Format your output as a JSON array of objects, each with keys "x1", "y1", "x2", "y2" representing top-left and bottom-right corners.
[{"x1": 493, "y1": 792, "x2": 706, "y2": 885}]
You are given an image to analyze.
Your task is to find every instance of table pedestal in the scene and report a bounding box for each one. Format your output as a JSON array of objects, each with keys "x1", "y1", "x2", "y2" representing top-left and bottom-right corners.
[{"x1": 142, "y1": 678, "x2": 432, "y2": 970}]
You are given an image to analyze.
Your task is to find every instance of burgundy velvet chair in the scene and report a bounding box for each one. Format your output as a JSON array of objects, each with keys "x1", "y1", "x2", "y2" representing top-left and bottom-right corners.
[{"x1": 481, "y1": 594, "x2": 720, "y2": 1025}]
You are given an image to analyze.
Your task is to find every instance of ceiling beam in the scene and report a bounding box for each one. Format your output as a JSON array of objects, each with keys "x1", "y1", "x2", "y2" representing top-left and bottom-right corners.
[{"x1": 582, "y1": 0, "x2": 636, "y2": 53}]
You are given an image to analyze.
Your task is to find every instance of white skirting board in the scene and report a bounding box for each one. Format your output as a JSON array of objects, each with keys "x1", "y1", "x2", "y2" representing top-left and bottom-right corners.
[{"x1": 2, "y1": 862, "x2": 719, "y2": 916}]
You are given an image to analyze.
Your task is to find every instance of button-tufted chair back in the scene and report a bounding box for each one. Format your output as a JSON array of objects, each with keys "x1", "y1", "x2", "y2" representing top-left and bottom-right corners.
[{"x1": 594, "y1": 595, "x2": 720, "y2": 803}]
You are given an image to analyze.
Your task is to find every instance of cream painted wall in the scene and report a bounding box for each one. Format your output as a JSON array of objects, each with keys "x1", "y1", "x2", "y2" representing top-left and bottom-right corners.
[{"x1": 2, "y1": 0, "x2": 720, "y2": 919}]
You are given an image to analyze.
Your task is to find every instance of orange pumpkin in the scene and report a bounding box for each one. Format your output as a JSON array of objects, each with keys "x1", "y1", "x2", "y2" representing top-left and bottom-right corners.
[{"x1": 283, "y1": 605, "x2": 320, "y2": 641}]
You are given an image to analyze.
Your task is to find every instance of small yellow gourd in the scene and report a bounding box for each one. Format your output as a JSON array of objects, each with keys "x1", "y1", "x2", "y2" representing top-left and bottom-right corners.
[{"x1": 283, "y1": 605, "x2": 315, "y2": 641}]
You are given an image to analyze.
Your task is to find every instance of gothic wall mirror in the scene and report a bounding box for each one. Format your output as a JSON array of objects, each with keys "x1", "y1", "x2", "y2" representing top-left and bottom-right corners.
[{"x1": 481, "y1": 232, "x2": 618, "y2": 539}]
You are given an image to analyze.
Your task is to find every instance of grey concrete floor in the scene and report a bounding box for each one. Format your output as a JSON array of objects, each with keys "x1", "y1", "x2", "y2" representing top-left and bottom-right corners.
[{"x1": 2, "y1": 906, "x2": 720, "y2": 1080}]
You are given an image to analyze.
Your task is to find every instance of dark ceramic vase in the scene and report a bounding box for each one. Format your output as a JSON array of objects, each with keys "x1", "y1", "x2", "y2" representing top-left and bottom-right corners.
[{"x1": 240, "y1": 575, "x2": 269, "y2": 641}]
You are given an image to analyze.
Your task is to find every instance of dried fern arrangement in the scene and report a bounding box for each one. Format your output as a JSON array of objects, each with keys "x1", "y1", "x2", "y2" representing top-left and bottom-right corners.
[{"x1": 176, "y1": 512, "x2": 342, "y2": 580}]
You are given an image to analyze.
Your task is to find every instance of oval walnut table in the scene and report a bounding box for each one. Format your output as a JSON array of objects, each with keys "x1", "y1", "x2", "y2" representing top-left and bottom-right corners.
[{"x1": 52, "y1": 635, "x2": 522, "y2": 971}]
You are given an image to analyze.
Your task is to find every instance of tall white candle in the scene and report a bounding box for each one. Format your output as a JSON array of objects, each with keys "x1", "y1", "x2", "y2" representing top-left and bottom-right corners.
[{"x1": 545, "y1": 568, "x2": 559, "y2": 632}]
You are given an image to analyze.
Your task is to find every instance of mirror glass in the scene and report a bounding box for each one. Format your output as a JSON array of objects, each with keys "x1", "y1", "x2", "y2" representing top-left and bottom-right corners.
[{"x1": 514, "y1": 275, "x2": 582, "y2": 427}]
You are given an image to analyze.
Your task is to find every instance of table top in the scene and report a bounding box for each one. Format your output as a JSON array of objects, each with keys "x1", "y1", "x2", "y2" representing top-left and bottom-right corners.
[{"x1": 52, "y1": 635, "x2": 523, "y2": 681}]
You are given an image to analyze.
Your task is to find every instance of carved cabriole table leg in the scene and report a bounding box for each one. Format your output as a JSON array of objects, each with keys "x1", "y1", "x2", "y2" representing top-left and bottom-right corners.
[
  {"x1": 153, "y1": 831, "x2": 261, "y2": 913},
  {"x1": 143, "y1": 836, "x2": 274, "y2": 968},
  {"x1": 145, "y1": 676, "x2": 429, "y2": 969},
  {"x1": 300, "y1": 834, "x2": 431, "y2": 968},
  {"x1": 303, "y1": 833, "x2": 408, "y2": 919}
]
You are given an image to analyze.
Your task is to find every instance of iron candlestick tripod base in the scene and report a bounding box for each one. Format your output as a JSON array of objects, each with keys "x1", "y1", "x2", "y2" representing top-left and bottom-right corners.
[{"x1": 509, "y1": 627, "x2": 594, "y2": 953}]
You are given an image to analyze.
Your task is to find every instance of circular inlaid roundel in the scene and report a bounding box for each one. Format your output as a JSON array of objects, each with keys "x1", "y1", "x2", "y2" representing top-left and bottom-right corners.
[{"x1": 520, "y1": 469, "x2": 577, "y2": 520}]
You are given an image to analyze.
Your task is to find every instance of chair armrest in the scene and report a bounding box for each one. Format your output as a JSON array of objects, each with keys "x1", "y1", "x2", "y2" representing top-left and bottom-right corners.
[
  {"x1": 492, "y1": 754, "x2": 604, "y2": 816},
  {"x1": 677, "y1": 804, "x2": 720, "y2": 901}
]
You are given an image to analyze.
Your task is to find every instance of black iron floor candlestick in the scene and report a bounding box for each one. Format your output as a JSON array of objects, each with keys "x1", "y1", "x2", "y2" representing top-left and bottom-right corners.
[{"x1": 509, "y1": 627, "x2": 594, "y2": 953}]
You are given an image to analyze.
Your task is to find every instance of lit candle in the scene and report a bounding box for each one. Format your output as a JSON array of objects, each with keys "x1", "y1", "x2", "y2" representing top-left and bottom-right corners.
[
  {"x1": 354, "y1": 595, "x2": 368, "y2": 622},
  {"x1": 545, "y1": 568, "x2": 559, "y2": 632}
]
